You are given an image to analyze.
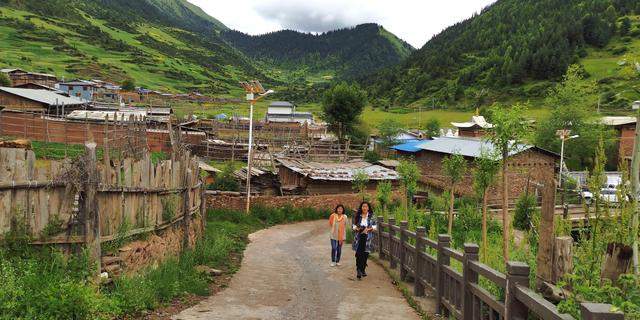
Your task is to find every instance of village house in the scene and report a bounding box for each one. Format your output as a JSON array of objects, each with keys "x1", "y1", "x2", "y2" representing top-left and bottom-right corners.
[
  {"x1": 392, "y1": 136, "x2": 559, "y2": 201},
  {"x1": 265, "y1": 101, "x2": 314, "y2": 124},
  {"x1": 1, "y1": 68, "x2": 58, "y2": 88},
  {"x1": 602, "y1": 116, "x2": 636, "y2": 163},
  {"x1": 58, "y1": 81, "x2": 97, "y2": 102},
  {"x1": 0, "y1": 87, "x2": 86, "y2": 113},
  {"x1": 276, "y1": 158, "x2": 399, "y2": 195},
  {"x1": 451, "y1": 115, "x2": 493, "y2": 137}
]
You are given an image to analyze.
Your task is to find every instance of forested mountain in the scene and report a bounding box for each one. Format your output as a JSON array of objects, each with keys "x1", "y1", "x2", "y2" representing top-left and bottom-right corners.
[
  {"x1": 0, "y1": 0, "x2": 413, "y2": 95},
  {"x1": 366, "y1": 0, "x2": 640, "y2": 109},
  {"x1": 222, "y1": 24, "x2": 414, "y2": 79}
]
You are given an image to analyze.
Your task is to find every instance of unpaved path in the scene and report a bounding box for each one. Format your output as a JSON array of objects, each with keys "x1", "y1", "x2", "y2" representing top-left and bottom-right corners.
[{"x1": 173, "y1": 220, "x2": 420, "y2": 320}]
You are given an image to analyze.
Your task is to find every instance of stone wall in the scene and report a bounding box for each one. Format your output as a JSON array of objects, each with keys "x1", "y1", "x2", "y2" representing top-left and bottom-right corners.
[
  {"x1": 207, "y1": 191, "x2": 404, "y2": 212},
  {"x1": 118, "y1": 216, "x2": 204, "y2": 274}
]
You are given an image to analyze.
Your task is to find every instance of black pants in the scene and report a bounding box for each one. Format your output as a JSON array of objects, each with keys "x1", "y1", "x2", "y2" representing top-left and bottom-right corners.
[{"x1": 355, "y1": 233, "x2": 369, "y2": 274}]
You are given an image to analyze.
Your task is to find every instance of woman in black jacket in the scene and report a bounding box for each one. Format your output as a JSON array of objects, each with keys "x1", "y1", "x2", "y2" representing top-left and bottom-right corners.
[{"x1": 352, "y1": 201, "x2": 377, "y2": 280}]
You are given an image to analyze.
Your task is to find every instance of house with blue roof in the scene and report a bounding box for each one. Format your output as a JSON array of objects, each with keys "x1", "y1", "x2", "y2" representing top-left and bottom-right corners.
[{"x1": 391, "y1": 136, "x2": 559, "y2": 201}]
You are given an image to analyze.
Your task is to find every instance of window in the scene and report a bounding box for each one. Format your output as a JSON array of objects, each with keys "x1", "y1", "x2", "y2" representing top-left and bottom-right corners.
[
  {"x1": 83, "y1": 86, "x2": 87, "y2": 91},
  {"x1": 68, "y1": 85, "x2": 74, "y2": 91}
]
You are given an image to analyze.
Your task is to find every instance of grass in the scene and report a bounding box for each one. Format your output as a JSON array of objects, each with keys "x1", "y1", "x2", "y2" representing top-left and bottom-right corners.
[{"x1": 0, "y1": 206, "x2": 330, "y2": 319}]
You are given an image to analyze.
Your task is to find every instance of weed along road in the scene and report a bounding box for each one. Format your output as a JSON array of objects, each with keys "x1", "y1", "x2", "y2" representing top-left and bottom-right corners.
[{"x1": 173, "y1": 220, "x2": 420, "y2": 320}]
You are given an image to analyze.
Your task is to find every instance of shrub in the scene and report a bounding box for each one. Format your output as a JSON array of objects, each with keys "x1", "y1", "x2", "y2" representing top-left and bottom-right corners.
[
  {"x1": 208, "y1": 162, "x2": 240, "y2": 191},
  {"x1": 513, "y1": 193, "x2": 537, "y2": 230}
]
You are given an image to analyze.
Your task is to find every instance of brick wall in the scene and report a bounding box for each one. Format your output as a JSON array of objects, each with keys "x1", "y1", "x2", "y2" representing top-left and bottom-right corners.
[{"x1": 416, "y1": 148, "x2": 557, "y2": 201}]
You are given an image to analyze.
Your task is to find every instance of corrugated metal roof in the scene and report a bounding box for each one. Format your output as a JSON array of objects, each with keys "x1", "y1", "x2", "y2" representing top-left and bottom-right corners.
[
  {"x1": 66, "y1": 110, "x2": 146, "y2": 121},
  {"x1": 277, "y1": 158, "x2": 398, "y2": 181},
  {"x1": 270, "y1": 101, "x2": 294, "y2": 108},
  {"x1": 601, "y1": 116, "x2": 636, "y2": 126},
  {"x1": 0, "y1": 87, "x2": 85, "y2": 106},
  {"x1": 377, "y1": 160, "x2": 400, "y2": 167},
  {"x1": 414, "y1": 136, "x2": 530, "y2": 158}
]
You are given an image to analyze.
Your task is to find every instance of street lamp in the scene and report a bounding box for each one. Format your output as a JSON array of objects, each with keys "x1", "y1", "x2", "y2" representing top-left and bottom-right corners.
[
  {"x1": 556, "y1": 129, "x2": 579, "y2": 188},
  {"x1": 239, "y1": 80, "x2": 274, "y2": 214}
]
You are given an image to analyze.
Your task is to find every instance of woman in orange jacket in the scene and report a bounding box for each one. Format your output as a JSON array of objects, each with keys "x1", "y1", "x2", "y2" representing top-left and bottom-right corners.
[{"x1": 329, "y1": 204, "x2": 348, "y2": 267}]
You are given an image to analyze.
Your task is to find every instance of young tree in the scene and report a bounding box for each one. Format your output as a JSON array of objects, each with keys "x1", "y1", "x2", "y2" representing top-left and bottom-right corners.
[
  {"x1": 376, "y1": 181, "x2": 393, "y2": 217},
  {"x1": 352, "y1": 170, "x2": 370, "y2": 200},
  {"x1": 377, "y1": 119, "x2": 404, "y2": 149},
  {"x1": 442, "y1": 153, "x2": 468, "y2": 234},
  {"x1": 488, "y1": 103, "x2": 529, "y2": 263},
  {"x1": 322, "y1": 82, "x2": 366, "y2": 143},
  {"x1": 423, "y1": 118, "x2": 441, "y2": 138},
  {"x1": 397, "y1": 160, "x2": 420, "y2": 213},
  {"x1": 473, "y1": 150, "x2": 500, "y2": 261},
  {"x1": 620, "y1": 17, "x2": 632, "y2": 36},
  {"x1": 121, "y1": 78, "x2": 136, "y2": 92},
  {"x1": 535, "y1": 65, "x2": 615, "y2": 169},
  {"x1": 0, "y1": 72, "x2": 10, "y2": 87}
]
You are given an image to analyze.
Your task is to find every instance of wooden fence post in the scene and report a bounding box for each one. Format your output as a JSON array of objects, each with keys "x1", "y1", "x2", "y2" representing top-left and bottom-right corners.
[
  {"x1": 182, "y1": 155, "x2": 192, "y2": 250},
  {"x1": 389, "y1": 218, "x2": 397, "y2": 269},
  {"x1": 377, "y1": 216, "x2": 385, "y2": 260},
  {"x1": 399, "y1": 220, "x2": 408, "y2": 281},
  {"x1": 506, "y1": 261, "x2": 530, "y2": 320},
  {"x1": 200, "y1": 183, "x2": 207, "y2": 234},
  {"x1": 414, "y1": 226, "x2": 426, "y2": 296},
  {"x1": 580, "y1": 303, "x2": 624, "y2": 320},
  {"x1": 436, "y1": 234, "x2": 451, "y2": 316},
  {"x1": 463, "y1": 243, "x2": 480, "y2": 320},
  {"x1": 83, "y1": 142, "x2": 101, "y2": 277}
]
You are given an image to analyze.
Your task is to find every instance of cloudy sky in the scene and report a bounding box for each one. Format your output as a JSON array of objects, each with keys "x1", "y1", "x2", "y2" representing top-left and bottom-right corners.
[{"x1": 188, "y1": 0, "x2": 497, "y2": 48}]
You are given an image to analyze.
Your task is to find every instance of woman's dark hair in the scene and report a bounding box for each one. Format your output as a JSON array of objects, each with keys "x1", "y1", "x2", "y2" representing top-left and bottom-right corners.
[
  {"x1": 334, "y1": 204, "x2": 345, "y2": 214},
  {"x1": 356, "y1": 201, "x2": 373, "y2": 218}
]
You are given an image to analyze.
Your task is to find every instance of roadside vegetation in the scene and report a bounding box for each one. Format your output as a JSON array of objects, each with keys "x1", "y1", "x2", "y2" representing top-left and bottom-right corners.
[{"x1": 0, "y1": 206, "x2": 329, "y2": 319}]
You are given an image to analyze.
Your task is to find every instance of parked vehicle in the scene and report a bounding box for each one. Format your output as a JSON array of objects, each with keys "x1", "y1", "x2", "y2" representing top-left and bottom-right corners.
[{"x1": 599, "y1": 188, "x2": 628, "y2": 203}]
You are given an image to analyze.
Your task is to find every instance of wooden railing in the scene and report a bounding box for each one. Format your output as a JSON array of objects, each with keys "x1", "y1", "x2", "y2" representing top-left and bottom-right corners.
[{"x1": 374, "y1": 217, "x2": 624, "y2": 320}]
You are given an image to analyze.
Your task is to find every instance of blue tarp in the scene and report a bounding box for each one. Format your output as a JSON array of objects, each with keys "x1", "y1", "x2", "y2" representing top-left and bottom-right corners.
[{"x1": 390, "y1": 139, "x2": 426, "y2": 153}]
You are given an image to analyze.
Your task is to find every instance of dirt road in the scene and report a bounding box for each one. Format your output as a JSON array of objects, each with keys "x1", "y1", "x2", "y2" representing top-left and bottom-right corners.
[{"x1": 173, "y1": 220, "x2": 420, "y2": 320}]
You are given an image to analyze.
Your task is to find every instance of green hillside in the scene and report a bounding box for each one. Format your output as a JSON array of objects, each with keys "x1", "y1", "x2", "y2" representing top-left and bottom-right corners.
[
  {"x1": 0, "y1": 0, "x2": 266, "y2": 94},
  {"x1": 365, "y1": 0, "x2": 640, "y2": 112},
  {"x1": 222, "y1": 23, "x2": 414, "y2": 80}
]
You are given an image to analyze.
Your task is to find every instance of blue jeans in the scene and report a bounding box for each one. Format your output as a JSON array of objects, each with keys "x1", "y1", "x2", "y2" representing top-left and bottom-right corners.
[{"x1": 331, "y1": 239, "x2": 343, "y2": 262}]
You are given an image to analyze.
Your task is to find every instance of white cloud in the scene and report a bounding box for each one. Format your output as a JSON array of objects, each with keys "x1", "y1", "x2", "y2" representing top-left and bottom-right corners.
[{"x1": 188, "y1": 0, "x2": 496, "y2": 48}]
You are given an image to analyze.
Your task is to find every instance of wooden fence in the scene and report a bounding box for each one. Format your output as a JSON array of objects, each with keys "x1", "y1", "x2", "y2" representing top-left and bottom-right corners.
[
  {"x1": 374, "y1": 217, "x2": 624, "y2": 320},
  {"x1": 0, "y1": 144, "x2": 204, "y2": 274}
]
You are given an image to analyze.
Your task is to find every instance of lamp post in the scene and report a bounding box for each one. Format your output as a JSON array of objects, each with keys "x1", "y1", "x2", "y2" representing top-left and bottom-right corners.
[
  {"x1": 556, "y1": 129, "x2": 579, "y2": 188},
  {"x1": 239, "y1": 80, "x2": 273, "y2": 214}
]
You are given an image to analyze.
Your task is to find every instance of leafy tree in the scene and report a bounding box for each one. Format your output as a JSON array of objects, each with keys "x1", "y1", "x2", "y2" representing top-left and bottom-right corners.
[
  {"x1": 535, "y1": 65, "x2": 615, "y2": 170},
  {"x1": 208, "y1": 162, "x2": 239, "y2": 192},
  {"x1": 121, "y1": 78, "x2": 136, "y2": 91},
  {"x1": 0, "y1": 72, "x2": 10, "y2": 86},
  {"x1": 473, "y1": 150, "x2": 500, "y2": 261},
  {"x1": 442, "y1": 153, "x2": 467, "y2": 234},
  {"x1": 423, "y1": 118, "x2": 441, "y2": 138},
  {"x1": 376, "y1": 181, "x2": 393, "y2": 217},
  {"x1": 377, "y1": 119, "x2": 404, "y2": 149},
  {"x1": 397, "y1": 160, "x2": 420, "y2": 213},
  {"x1": 322, "y1": 82, "x2": 366, "y2": 143},
  {"x1": 352, "y1": 170, "x2": 370, "y2": 200},
  {"x1": 487, "y1": 103, "x2": 529, "y2": 263}
]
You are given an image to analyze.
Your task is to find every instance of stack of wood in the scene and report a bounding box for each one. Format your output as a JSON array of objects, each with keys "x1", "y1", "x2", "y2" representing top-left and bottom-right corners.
[
  {"x1": 0, "y1": 139, "x2": 31, "y2": 149},
  {"x1": 101, "y1": 255, "x2": 123, "y2": 278},
  {"x1": 235, "y1": 167, "x2": 281, "y2": 196}
]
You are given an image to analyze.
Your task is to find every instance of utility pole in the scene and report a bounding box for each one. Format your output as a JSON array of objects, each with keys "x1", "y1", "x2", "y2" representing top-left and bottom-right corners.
[{"x1": 631, "y1": 101, "x2": 640, "y2": 277}]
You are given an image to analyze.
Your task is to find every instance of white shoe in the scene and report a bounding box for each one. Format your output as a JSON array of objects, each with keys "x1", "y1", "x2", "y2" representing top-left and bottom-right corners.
[
  {"x1": 336, "y1": 262, "x2": 341, "y2": 266},
  {"x1": 331, "y1": 262, "x2": 336, "y2": 267}
]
